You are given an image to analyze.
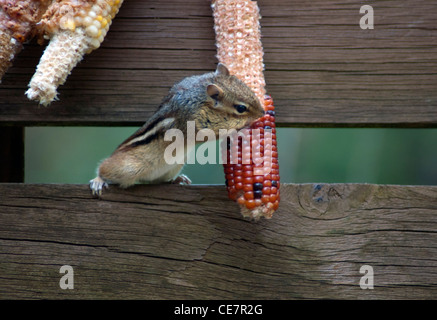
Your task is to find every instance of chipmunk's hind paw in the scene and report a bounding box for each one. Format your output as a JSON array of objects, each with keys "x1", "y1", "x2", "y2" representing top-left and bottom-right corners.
[{"x1": 171, "y1": 174, "x2": 192, "y2": 185}]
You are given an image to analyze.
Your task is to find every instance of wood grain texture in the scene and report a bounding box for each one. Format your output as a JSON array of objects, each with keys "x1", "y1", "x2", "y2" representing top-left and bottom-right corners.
[
  {"x1": 1, "y1": 183, "x2": 436, "y2": 299},
  {"x1": 0, "y1": 0, "x2": 436, "y2": 126}
]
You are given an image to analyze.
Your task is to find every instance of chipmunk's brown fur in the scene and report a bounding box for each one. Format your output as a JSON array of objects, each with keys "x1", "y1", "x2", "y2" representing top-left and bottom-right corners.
[{"x1": 90, "y1": 63, "x2": 264, "y2": 196}]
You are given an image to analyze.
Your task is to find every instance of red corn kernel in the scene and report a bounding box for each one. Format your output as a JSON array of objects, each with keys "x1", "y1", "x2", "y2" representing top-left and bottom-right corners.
[
  {"x1": 244, "y1": 191, "x2": 254, "y2": 200},
  {"x1": 245, "y1": 200, "x2": 257, "y2": 210},
  {"x1": 269, "y1": 194, "x2": 278, "y2": 202},
  {"x1": 224, "y1": 167, "x2": 234, "y2": 174},
  {"x1": 243, "y1": 177, "x2": 254, "y2": 184},
  {"x1": 234, "y1": 164, "x2": 243, "y2": 170},
  {"x1": 262, "y1": 187, "x2": 271, "y2": 195},
  {"x1": 243, "y1": 171, "x2": 253, "y2": 177},
  {"x1": 263, "y1": 180, "x2": 272, "y2": 187},
  {"x1": 243, "y1": 184, "x2": 253, "y2": 192},
  {"x1": 234, "y1": 169, "x2": 243, "y2": 176},
  {"x1": 254, "y1": 175, "x2": 264, "y2": 183},
  {"x1": 261, "y1": 195, "x2": 270, "y2": 204},
  {"x1": 237, "y1": 196, "x2": 246, "y2": 205},
  {"x1": 273, "y1": 201, "x2": 279, "y2": 211}
]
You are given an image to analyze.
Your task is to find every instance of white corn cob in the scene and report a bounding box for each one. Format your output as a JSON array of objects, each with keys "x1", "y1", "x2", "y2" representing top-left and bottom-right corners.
[
  {"x1": 26, "y1": 0, "x2": 124, "y2": 105},
  {"x1": 212, "y1": 0, "x2": 265, "y2": 105},
  {"x1": 26, "y1": 28, "x2": 89, "y2": 105}
]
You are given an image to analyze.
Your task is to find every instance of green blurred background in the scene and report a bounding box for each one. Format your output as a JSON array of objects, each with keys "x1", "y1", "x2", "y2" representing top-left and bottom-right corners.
[{"x1": 25, "y1": 127, "x2": 437, "y2": 185}]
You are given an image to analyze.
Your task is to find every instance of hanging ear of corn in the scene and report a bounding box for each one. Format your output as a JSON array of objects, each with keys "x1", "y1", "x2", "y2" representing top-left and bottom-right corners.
[
  {"x1": 211, "y1": 0, "x2": 265, "y2": 104},
  {"x1": 26, "y1": 0, "x2": 124, "y2": 106},
  {"x1": 212, "y1": 0, "x2": 280, "y2": 220},
  {"x1": 0, "y1": 28, "x2": 21, "y2": 82},
  {"x1": 0, "y1": 0, "x2": 51, "y2": 82},
  {"x1": 222, "y1": 94, "x2": 280, "y2": 220}
]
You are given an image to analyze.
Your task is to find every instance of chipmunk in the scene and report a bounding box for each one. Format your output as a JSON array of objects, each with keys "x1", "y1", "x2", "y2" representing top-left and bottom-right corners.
[{"x1": 89, "y1": 63, "x2": 264, "y2": 196}]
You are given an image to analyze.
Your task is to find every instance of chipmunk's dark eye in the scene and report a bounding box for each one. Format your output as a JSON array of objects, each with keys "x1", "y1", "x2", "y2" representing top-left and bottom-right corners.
[{"x1": 234, "y1": 104, "x2": 247, "y2": 113}]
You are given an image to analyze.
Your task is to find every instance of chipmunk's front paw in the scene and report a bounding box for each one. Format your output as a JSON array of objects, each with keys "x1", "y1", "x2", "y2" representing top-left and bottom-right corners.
[
  {"x1": 89, "y1": 176, "x2": 108, "y2": 197},
  {"x1": 171, "y1": 174, "x2": 192, "y2": 185}
]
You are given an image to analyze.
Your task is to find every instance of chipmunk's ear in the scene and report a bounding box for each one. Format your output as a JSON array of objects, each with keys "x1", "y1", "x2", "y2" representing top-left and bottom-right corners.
[
  {"x1": 207, "y1": 84, "x2": 224, "y2": 102},
  {"x1": 215, "y1": 63, "x2": 230, "y2": 76}
]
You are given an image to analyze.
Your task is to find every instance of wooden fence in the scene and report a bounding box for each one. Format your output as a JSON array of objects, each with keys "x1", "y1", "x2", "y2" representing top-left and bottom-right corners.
[{"x1": 0, "y1": 0, "x2": 436, "y2": 299}]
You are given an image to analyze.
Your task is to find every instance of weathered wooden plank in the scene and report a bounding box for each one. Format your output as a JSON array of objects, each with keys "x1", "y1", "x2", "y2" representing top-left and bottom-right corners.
[
  {"x1": 0, "y1": 183, "x2": 436, "y2": 299},
  {"x1": 0, "y1": 0, "x2": 436, "y2": 126}
]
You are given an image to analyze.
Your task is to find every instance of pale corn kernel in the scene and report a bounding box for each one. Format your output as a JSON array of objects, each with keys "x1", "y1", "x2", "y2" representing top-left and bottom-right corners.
[
  {"x1": 92, "y1": 5, "x2": 100, "y2": 14},
  {"x1": 93, "y1": 20, "x2": 101, "y2": 29},
  {"x1": 66, "y1": 19, "x2": 76, "y2": 31},
  {"x1": 74, "y1": 16, "x2": 83, "y2": 25},
  {"x1": 90, "y1": 38, "x2": 100, "y2": 49},
  {"x1": 83, "y1": 16, "x2": 93, "y2": 27},
  {"x1": 86, "y1": 25, "x2": 99, "y2": 38}
]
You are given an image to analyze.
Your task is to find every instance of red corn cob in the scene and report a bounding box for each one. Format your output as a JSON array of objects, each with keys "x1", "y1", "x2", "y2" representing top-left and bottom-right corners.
[
  {"x1": 212, "y1": 0, "x2": 280, "y2": 219},
  {"x1": 223, "y1": 94, "x2": 280, "y2": 220}
]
